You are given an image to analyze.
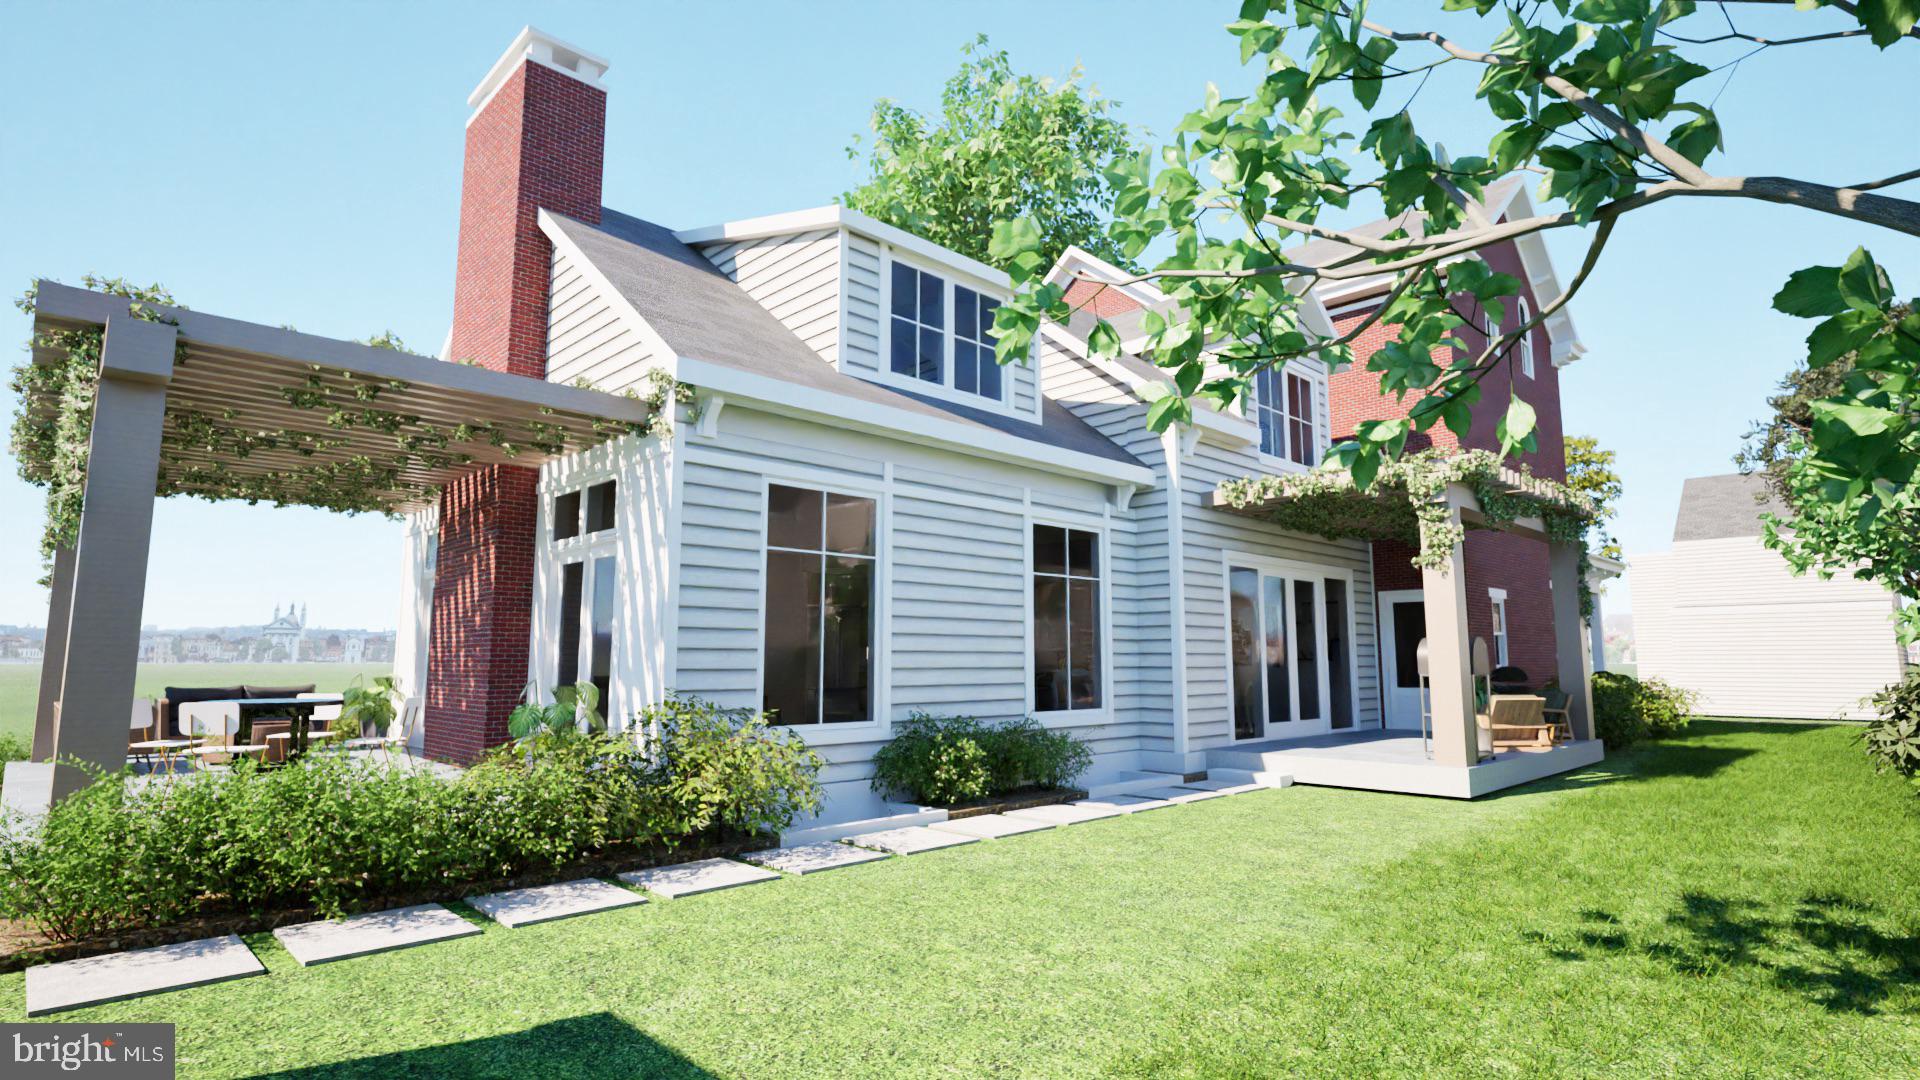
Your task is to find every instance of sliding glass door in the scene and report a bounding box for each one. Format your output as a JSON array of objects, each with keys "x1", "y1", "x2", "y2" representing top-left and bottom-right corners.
[{"x1": 1228, "y1": 564, "x2": 1355, "y2": 741}]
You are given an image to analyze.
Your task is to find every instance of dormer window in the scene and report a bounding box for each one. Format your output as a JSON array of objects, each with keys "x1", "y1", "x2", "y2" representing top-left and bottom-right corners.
[
  {"x1": 1255, "y1": 365, "x2": 1317, "y2": 467},
  {"x1": 887, "y1": 256, "x2": 1006, "y2": 404}
]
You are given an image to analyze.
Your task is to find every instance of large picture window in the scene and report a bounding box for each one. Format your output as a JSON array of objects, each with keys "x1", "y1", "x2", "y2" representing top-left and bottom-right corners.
[
  {"x1": 1033, "y1": 524, "x2": 1102, "y2": 712},
  {"x1": 764, "y1": 484, "x2": 877, "y2": 726},
  {"x1": 1254, "y1": 366, "x2": 1317, "y2": 466}
]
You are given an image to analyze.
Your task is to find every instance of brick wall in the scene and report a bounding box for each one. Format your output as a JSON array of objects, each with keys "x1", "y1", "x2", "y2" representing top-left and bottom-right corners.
[
  {"x1": 426, "y1": 56, "x2": 607, "y2": 763},
  {"x1": 1062, "y1": 277, "x2": 1147, "y2": 318}
]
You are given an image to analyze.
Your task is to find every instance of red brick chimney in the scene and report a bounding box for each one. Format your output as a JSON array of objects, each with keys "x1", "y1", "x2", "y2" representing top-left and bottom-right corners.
[{"x1": 425, "y1": 28, "x2": 609, "y2": 763}]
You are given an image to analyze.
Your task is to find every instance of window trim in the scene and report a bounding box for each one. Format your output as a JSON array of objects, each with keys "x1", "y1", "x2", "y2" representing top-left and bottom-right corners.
[
  {"x1": 1247, "y1": 358, "x2": 1328, "y2": 474},
  {"x1": 1488, "y1": 587, "x2": 1511, "y2": 667},
  {"x1": 879, "y1": 245, "x2": 1019, "y2": 415},
  {"x1": 1218, "y1": 551, "x2": 1361, "y2": 742},
  {"x1": 1516, "y1": 296, "x2": 1535, "y2": 378},
  {"x1": 537, "y1": 470, "x2": 622, "y2": 722},
  {"x1": 754, "y1": 474, "x2": 891, "y2": 745},
  {"x1": 1025, "y1": 514, "x2": 1113, "y2": 719}
]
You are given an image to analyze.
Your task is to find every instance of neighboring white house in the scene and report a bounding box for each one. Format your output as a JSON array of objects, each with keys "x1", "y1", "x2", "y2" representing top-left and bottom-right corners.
[{"x1": 1631, "y1": 473, "x2": 1906, "y2": 720}]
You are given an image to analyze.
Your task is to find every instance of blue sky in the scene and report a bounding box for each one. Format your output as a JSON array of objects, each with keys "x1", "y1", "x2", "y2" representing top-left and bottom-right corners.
[{"x1": 2, "y1": 1, "x2": 1913, "y2": 629}]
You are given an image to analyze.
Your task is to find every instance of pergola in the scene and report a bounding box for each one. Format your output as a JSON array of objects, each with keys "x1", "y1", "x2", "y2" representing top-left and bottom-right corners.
[
  {"x1": 18, "y1": 282, "x2": 656, "y2": 800},
  {"x1": 1207, "y1": 459, "x2": 1597, "y2": 769}
]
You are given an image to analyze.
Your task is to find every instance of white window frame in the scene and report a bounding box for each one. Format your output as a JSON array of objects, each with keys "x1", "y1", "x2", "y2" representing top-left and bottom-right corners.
[
  {"x1": 879, "y1": 246, "x2": 1018, "y2": 414},
  {"x1": 1516, "y1": 296, "x2": 1535, "y2": 378},
  {"x1": 1025, "y1": 513, "x2": 1113, "y2": 720},
  {"x1": 1248, "y1": 359, "x2": 1327, "y2": 473},
  {"x1": 1218, "y1": 552, "x2": 1361, "y2": 742},
  {"x1": 539, "y1": 473, "x2": 622, "y2": 710},
  {"x1": 1489, "y1": 587, "x2": 1511, "y2": 667},
  {"x1": 754, "y1": 474, "x2": 890, "y2": 744}
]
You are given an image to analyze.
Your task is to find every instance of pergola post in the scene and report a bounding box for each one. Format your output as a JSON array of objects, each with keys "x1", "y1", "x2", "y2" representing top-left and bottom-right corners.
[
  {"x1": 48, "y1": 314, "x2": 175, "y2": 799},
  {"x1": 1548, "y1": 538, "x2": 1595, "y2": 740},
  {"x1": 1424, "y1": 488, "x2": 1479, "y2": 768},
  {"x1": 31, "y1": 544, "x2": 77, "y2": 761}
]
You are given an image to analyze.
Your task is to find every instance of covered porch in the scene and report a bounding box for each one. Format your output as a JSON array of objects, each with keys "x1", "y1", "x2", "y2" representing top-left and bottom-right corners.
[
  {"x1": 1207, "y1": 451, "x2": 1603, "y2": 797},
  {"x1": 11, "y1": 282, "x2": 659, "y2": 805}
]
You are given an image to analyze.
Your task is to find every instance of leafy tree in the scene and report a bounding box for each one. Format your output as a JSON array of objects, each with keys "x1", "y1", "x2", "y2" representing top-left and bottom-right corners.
[
  {"x1": 1565, "y1": 435, "x2": 1623, "y2": 560},
  {"x1": 984, "y1": 1, "x2": 1920, "y2": 616},
  {"x1": 843, "y1": 35, "x2": 1139, "y2": 272},
  {"x1": 1735, "y1": 350, "x2": 1855, "y2": 504}
]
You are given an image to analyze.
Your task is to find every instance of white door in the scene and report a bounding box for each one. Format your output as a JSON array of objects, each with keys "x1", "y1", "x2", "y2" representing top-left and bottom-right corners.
[
  {"x1": 1377, "y1": 591, "x2": 1427, "y2": 730},
  {"x1": 1227, "y1": 565, "x2": 1342, "y2": 741}
]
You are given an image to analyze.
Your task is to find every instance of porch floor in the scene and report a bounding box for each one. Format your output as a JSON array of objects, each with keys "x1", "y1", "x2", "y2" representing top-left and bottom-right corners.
[{"x1": 1207, "y1": 729, "x2": 1605, "y2": 799}]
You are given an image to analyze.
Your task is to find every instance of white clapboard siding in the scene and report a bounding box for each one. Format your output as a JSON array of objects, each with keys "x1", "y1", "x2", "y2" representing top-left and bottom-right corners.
[
  {"x1": 697, "y1": 229, "x2": 841, "y2": 364},
  {"x1": 545, "y1": 247, "x2": 659, "y2": 393},
  {"x1": 1630, "y1": 538, "x2": 1903, "y2": 720}
]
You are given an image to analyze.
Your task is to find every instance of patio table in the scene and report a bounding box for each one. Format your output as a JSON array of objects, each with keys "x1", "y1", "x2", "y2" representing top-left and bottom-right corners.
[{"x1": 213, "y1": 695, "x2": 344, "y2": 760}]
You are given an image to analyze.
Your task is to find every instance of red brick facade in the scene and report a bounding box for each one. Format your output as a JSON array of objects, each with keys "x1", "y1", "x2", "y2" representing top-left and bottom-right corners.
[
  {"x1": 1328, "y1": 239, "x2": 1568, "y2": 687},
  {"x1": 425, "y1": 58, "x2": 607, "y2": 762}
]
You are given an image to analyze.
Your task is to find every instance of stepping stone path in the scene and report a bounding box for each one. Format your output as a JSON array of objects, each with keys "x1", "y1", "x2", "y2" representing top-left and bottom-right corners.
[
  {"x1": 845, "y1": 825, "x2": 980, "y2": 855},
  {"x1": 466, "y1": 878, "x2": 645, "y2": 928},
  {"x1": 620, "y1": 858, "x2": 780, "y2": 898},
  {"x1": 25, "y1": 934, "x2": 265, "y2": 1016},
  {"x1": 1132, "y1": 786, "x2": 1227, "y2": 804},
  {"x1": 274, "y1": 903, "x2": 481, "y2": 966},
  {"x1": 928, "y1": 813, "x2": 1055, "y2": 839},
  {"x1": 1005, "y1": 802, "x2": 1121, "y2": 826},
  {"x1": 1074, "y1": 795, "x2": 1171, "y2": 813},
  {"x1": 743, "y1": 842, "x2": 891, "y2": 875}
]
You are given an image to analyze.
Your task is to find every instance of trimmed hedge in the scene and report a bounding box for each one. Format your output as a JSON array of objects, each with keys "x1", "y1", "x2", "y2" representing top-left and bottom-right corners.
[
  {"x1": 871, "y1": 713, "x2": 1092, "y2": 806},
  {"x1": 1591, "y1": 671, "x2": 1697, "y2": 748},
  {"x1": 0, "y1": 696, "x2": 821, "y2": 942}
]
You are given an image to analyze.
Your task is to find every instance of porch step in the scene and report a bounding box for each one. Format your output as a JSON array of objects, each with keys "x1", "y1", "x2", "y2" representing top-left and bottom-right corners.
[
  {"x1": 1085, "y1": 770, "x2": 1196, "y2": 799},
  {"x1": 1200, "y1": 765, "x2": 1295, "y2": 790}
]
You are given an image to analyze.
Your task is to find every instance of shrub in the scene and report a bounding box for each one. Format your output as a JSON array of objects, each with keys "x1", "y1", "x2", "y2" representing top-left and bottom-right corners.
[
  {"x1": 0, "y1": 696, "x2": 822, "y2": 942},
  {"x1": 1591, "y1": 671, "x2": 1697, "y2": 748},
  {"x1": 1864, "y1": 670, "x2": 1920, "y2": 779},
  {"x1": 871, "y1": 712, "x2": 1092, "y2": 806}
]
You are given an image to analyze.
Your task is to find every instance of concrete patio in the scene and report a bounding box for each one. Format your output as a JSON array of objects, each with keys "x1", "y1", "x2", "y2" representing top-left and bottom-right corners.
[{"x1": 1208, "y1": 729, "x2": 1606, "y2": 799}]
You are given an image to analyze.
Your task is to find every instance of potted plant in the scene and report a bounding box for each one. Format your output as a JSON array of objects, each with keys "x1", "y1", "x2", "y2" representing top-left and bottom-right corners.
[{"x1": 338, "y1": 674, "x2": 399, "y2": 740}]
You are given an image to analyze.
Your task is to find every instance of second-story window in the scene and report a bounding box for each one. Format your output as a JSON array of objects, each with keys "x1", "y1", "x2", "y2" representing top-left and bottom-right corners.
[
  {"x1": 890, "y1": 262, "x2": 944, "y2": 384},
  {"x1": 954, "y1": 286, "x2": 1002, "y2": 400},
  {"x1": 1255, "y1": 366, "x2": 1317, "y2": 467}
]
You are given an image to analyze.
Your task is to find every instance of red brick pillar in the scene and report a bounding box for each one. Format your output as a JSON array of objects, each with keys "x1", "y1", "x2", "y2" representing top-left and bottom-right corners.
[{"x1": 422, "y1": 33, "x2": 608, "y2": 762}]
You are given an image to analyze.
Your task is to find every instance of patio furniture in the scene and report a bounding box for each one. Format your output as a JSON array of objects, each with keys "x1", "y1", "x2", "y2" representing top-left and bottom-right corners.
[
  {"x1": 297, "y1": 692, "x2": 346, "y2": 742},
  {"x1": 179, "y1": 702, "x2": 268, "y2": 767},
  {"x1": 1478, "y1": 694, "x2": 1557, "y2": 752},
  {"x1": 343, "y1": 696, "x2": 420, "y2": 756},
  {"x1": 253, "y1": 719, "x2": 294, "y2": 765},
  {"x1": 1540, "y1": 686, "x2": 1574, "y2": 742},
  {"x1": 156, "y1": 683, "x2": 316, "y2": 739},
  {"x1": 127, "y1": 697, "x2": 192, "y2": 769}
]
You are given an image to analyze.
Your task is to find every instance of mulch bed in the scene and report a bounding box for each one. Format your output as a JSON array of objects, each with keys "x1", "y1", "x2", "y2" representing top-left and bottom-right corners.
[
  {"x1": 0, "y1": 830, "x2": 774, "y2": 974},
  {"x1": 939, "y1": 786, "x2": 1087, "y2": 820}
]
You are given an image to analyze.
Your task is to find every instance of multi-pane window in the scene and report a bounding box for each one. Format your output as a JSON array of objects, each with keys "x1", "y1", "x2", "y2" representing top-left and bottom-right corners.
[
  {"x1": 1516, "y1": 296, "x2": 1535, "y2": 378},
  {"x1": 954, "y1": 286, "x2": 1002, "y2": 400},
  {"x1": 1255, "y1": 366, "x2": 1317, "y2": 466},
  {"x1": 890, "y1": 262, "x2": 944, "y2": 384},
  {"x1": 553, "y1": 480, "x2": 616, "y2": 541},
  {"x1": 552, "y1": 479, "x2": 619, "y2": 709},
  {"x1": 1489, "y1": 589, "x2": 1511, "y2": 667},
  {"x1": 1032, "y1": 525, "x2": 1102, "y2": 712},
  {"x1": 764, "y1": 484, "x2": 877, "y2": 726}
]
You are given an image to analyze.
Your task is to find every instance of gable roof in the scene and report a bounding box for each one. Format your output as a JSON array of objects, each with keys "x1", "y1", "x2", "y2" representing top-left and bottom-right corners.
[
  {"x1": 1673, "y1": 473, "x2": 1786, "y2": 542},
  {"x1": 542, "y1": 209, "x2": 1146, "y2": 474}
]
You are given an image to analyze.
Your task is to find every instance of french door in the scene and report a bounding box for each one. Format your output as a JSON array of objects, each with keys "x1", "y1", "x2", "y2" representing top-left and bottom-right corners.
[{"x1": 1227, "y1": 563, "x2": 1355, "y2": 741}]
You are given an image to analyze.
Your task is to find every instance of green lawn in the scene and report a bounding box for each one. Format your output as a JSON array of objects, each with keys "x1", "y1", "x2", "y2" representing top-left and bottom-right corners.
[
  {"x1": 3, "y1": 720, "x2": 1915, "y2": 1078},
  {"x1": 0, "y1": 662, "x2": 393, "y2": 743}
]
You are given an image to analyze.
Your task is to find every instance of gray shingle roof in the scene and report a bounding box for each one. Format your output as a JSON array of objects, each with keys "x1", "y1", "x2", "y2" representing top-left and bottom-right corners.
[
  {"x1": 1673, "y1": 473, "x2": 1786, "y2": 542},
  {"x1": 549, "y1": 209, "x2": 1142, "y2": 469}
]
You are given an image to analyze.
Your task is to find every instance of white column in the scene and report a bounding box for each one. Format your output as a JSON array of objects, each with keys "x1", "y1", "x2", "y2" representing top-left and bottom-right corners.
[
  {"x1": 1549, "y1": 539, "x2": 1596, "y2": 741},
  {"x1": 1424, "y1": 490, "x2": 1478, "y2": 768}
]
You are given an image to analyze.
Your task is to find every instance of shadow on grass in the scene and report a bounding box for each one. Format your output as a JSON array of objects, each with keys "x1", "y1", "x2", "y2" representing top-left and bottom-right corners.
[
  {"x1": 250, "y1": 1012, "x2": 713, "y2": 1079},
  {"x1": 1481, "y1": 742, "x2": 1759, "y2": 802},
  {"x1": 1524, "y1": 893, "x2": 1920, "y2": 1016}
]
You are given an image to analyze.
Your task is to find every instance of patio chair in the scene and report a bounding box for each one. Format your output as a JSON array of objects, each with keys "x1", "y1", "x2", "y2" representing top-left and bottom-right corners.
[
  {"x1": 1477, "y1": 694, "x2": 1557, "y2": 752},
  {"x1": 1540, "y1": 686, "x2": 1574, "y2": 743},
  {"x1": 179, "y1": 701, "x2": 268, "y2": 768},
  {"x1": 253, "y1": 719, "x2": 294, "y2": 765},
  {"x1": 296, "y1": 691, "x2": 346, "y2": 743},
  {"x1": 342, "y1": 696, "x2": 420, "y2": 758},
  {"x1": 127, "y1": 696, "x2": 192, "y2": 770}
]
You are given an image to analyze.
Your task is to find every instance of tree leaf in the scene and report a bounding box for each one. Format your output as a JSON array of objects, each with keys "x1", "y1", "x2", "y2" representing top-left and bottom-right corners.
[{"x1": 1771, "y1": 264, "x2": 1846, "y2": 318}]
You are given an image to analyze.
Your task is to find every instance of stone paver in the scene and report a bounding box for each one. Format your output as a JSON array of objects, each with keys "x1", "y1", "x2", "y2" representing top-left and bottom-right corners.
[
  {"x1": 743, "y1": 843, "x2": 892, "y2": 875},
  {"x1": 1073, "y1": 796, "x2": 1171, "y2": 814},
  {"x1": 844, "y1": 825, "x2": 979, "y2": 855},
  {"x1": 1005, "y1": 802, "x2": 1122, "y2": 826},
  {"x1": 927, "y1": 813, "x2": 1055, "y2": 839},
  {"x1": 1179, "y1": 777, "x2": 1266, "y2": 794},
  {"x1": 1132, "y1": 785, "x2": 1227, "y2": 804},
  {"x1": 466, "y1": 878, "x2": 645, "y2": 928},
  {"x1": 274, "y1": 903, "x2": 481, "y2": 966},
  {"x1": 620, "y1": 858, "x2": 780, "y2": 898},
  {"x1": 25, "y1": 934, "x2": 265, "y2": 1016}
]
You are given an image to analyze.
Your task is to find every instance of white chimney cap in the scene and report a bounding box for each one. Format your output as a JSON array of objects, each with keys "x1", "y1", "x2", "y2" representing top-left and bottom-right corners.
[{"x1": 468, "y1": 26, "x2": 609, "y2": 112}]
